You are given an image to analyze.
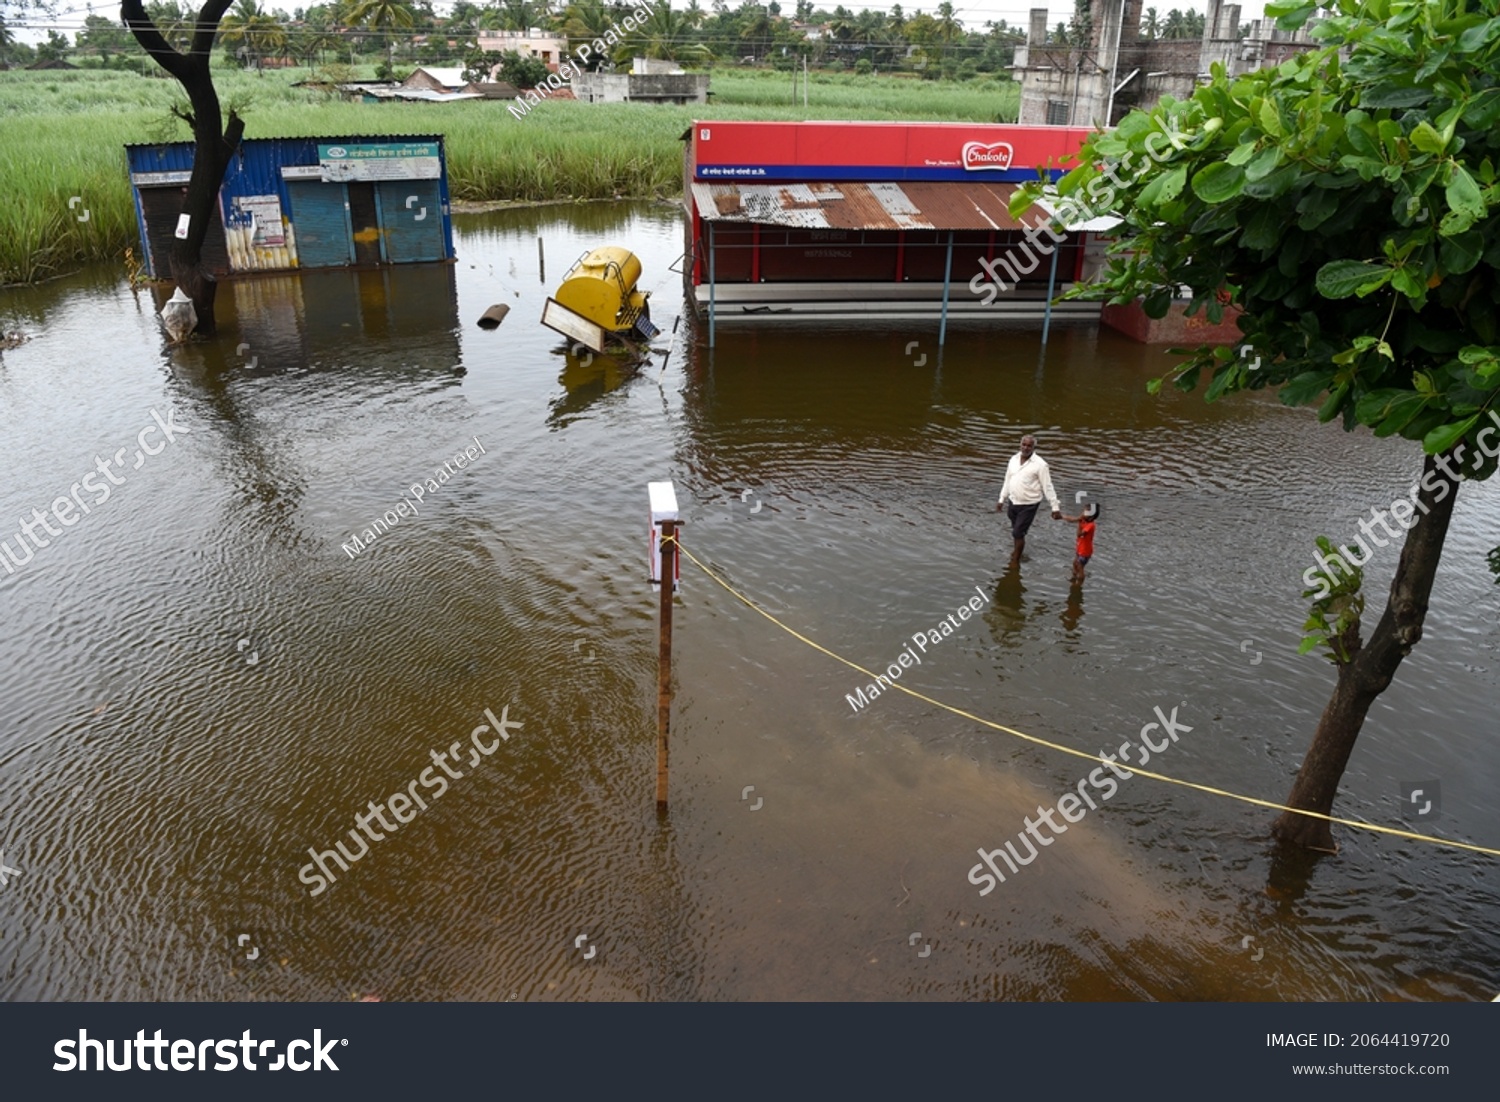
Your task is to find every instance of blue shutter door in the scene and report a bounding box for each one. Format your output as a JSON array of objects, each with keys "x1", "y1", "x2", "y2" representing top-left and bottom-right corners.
[
  {"x1": 376, "y1": 180, "x2": 445, "y2": 263},
  {"x1": 287, "y1": 182, "x2": 353, "y2": 268}
]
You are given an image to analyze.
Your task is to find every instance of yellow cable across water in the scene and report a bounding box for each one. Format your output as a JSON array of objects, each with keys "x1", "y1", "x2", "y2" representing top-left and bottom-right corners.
[{"x1": 662, "y1": 534, "x2": 1500, "y2": 861}]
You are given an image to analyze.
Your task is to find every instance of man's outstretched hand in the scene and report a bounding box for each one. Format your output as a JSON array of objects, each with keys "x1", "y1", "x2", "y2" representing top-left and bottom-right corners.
[{"x1": 1052, "y1": 510, "x2": 1063, "y2": 520}]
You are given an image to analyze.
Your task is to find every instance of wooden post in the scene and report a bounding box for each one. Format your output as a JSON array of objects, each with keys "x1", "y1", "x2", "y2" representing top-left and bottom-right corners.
[
  {"x1": 537, "y1": 235, "x2": 545, "y2": 283},
  {"x1": 656, "y1": 520, "x2": 677, "y2": 814}
]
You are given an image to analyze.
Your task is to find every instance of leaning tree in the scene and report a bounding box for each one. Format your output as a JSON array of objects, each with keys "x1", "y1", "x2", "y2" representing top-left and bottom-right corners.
[
  {"x1": 1014, "y1": 0, "x2": 1500, "y2": 850},
  {"x1": 122, "y1": 0, "x2": 244, "y2": 337}
]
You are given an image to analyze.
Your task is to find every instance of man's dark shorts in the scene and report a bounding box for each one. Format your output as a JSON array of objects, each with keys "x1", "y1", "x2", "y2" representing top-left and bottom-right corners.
[{"x1": 1007, "y1": 502, "x2": 1041, "y2": 540}]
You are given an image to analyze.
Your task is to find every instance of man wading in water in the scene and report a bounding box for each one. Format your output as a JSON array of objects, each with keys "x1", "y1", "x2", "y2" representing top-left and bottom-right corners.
[{"x1": 996, "y1": 434, "x2": 1062, "y2": 565}]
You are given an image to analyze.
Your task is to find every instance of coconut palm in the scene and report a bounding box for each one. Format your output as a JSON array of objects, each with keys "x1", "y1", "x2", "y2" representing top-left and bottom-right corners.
[
  {"x1": 221, "y1": 0, "x2": 289, "y2": 70},
  {"x1": 1140, "y1": 6, "x2": 1161, "y2": 38},
  {"x1": 347, "y1": 0, "x2": 416, "y2": 66}
]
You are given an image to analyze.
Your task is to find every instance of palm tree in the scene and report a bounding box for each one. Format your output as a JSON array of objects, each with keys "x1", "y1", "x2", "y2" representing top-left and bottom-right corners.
[
  {"x1": 1140, "y1": 6, "x2": 1161, "y2": 39},
  {"x1": 221, "y1": 0, "x2": 289, "y2": 71},
  {"x1": 934, "y1": 0, "x2": 960, "y2": 60},
  {"x1": 347, "y1": 0, "x2": 416, "y2": 67},
  {"x1": 1161, "y1": 8, "x2": 1186, "y2": 39},
  {"x1": 561, "y1": 0, "x2": 613, "y2": 66},
  {"x1": 626, "y1": 2, "x2": 711, "y2": 64}
]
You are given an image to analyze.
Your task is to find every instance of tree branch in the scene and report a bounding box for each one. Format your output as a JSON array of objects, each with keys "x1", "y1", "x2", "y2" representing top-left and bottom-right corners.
[
  {"x1": 121, "y1": 0, "x2": 189, "y2": 81},
  {"x1": 189, "y1": 0, "x2": 237, "y2": 60}
]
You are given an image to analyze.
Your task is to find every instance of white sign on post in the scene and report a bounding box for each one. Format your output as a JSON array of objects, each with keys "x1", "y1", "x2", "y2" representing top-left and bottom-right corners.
[
  {"x1": 173, "y1": 213, "x2": 191, "y2": 240},
  {"x1": 648, "y1": 480, "x2": 680, "y2": 590}
]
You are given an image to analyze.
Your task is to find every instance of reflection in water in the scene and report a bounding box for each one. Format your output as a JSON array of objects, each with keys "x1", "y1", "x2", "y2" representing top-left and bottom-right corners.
[
  {"x1": 548, "y1": 345, "x2": 645, "y2": 430},
  {"x1": 1060, "y1": 581, "x2": 1085, "y2": 638}
]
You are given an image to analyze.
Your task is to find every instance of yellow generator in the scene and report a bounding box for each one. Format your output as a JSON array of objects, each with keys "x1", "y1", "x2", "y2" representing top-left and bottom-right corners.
[{"x1": 542, "y1": 246, "x2": 657, "y2": 354}]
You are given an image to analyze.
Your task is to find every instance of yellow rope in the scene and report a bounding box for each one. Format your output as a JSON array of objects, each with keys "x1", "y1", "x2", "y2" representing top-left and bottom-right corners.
[{"x1": 661, "y1": 534, "x2": 1500, "y2": 860}]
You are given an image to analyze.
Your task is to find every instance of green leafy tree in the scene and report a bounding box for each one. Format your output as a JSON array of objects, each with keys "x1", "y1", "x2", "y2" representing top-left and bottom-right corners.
[
  {"x1": 1015, "y1": 0, "x2": 1500, "y2": 851},
  {"x1": 36, "y1": 28, "x2": 71, "y2": 60}
]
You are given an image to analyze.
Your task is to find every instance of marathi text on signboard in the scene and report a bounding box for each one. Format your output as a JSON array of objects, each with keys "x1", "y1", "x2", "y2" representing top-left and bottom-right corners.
[{"x1": 317, "y1": 142, "x2": 442, "y2": 183}]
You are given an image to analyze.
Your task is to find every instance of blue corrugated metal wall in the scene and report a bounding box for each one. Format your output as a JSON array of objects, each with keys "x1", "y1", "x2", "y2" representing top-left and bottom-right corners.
[{"x1": 125, "y1": 135, "x2": 455, "y2": 275}]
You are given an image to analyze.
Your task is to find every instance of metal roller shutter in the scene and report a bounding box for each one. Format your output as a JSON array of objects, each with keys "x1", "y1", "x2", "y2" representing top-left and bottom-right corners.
[
  {"x1": 375, "y1": 180, "x2": 445, "y2": 263},
  {"x1": 287, "y1": 181, "x2": 354, "y2": 268}
]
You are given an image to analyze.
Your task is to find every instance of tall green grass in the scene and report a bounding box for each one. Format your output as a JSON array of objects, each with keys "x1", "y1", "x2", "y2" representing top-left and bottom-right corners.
[{"x1": 0, "y1": 66, "x2": 1020, "y2": 285}]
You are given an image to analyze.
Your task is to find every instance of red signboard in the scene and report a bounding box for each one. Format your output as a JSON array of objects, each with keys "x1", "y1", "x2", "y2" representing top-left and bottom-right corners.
[{"x1": 690, "y1": 120, "x2": 1096, "y2": 183}]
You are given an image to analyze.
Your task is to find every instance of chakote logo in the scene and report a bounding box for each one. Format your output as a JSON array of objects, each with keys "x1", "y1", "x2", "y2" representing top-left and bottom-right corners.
[
  {"x1": 325, "y1": 146, "x2": 347, "y2": 158},
  {"x1": 962, "y1": 141, "x2": 1014, "y2": 172}
]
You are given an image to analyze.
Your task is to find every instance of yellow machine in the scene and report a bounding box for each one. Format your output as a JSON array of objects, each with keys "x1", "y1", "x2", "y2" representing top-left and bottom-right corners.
[{"x1": 542, "y1": 246, "x2": 657, "y2": 354}]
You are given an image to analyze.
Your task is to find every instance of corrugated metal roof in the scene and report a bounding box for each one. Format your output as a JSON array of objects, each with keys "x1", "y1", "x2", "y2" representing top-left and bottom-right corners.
[{"x1": 690, "y1": 181, "x2": 1054, "y2": 232}]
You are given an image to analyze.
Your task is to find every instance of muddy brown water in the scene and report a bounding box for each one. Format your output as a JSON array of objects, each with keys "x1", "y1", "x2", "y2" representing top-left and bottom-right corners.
[{"x1": 0, "y1": 201, "x2": 1496, "y2": 1001}]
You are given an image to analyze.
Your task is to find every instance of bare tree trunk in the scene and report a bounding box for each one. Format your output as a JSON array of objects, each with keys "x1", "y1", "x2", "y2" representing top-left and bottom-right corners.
[
  {"x1": 122, "y1": 0, "x2": 243, "y2": 337},
  {"x1": 1272, "y1": 451, "x2": 1460, "y2": 850}
]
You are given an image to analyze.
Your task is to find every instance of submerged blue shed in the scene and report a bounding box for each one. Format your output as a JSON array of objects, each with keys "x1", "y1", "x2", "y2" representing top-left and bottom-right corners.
[{"x1": 125, "y1": 134, "x2": 455, "y2": 279}]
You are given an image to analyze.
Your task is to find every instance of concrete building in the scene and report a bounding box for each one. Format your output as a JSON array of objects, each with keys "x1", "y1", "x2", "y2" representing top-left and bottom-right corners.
[
  {"x1": 572, "y1": 58, "x2": 709, "y2": 104},
  {"x1": 475, "y1": 27, "x2": 570, "y2": 71},
  {"x1": 1012, "y1": 0, "x2": 1319, "y2": 128}
]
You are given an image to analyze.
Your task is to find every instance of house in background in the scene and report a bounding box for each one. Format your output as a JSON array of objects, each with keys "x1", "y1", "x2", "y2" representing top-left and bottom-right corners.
[
  {"x1": 573, "y1": 58, "x2": 709, "y2": 104},
  {"x1": 1011, "y1": 0, "x2": 1318, "y2": 128},
  {"x1": 476, "y1": 27, "x2": 569, "y2": 71}
]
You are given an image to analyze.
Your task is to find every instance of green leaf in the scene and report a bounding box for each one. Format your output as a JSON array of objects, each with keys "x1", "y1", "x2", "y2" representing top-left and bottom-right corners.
[
  {"x1": 1137, "y1": 164, "x2": 1188, "y2": 207},
  {"x1": 1391, "y1": 266, "x2": 1427, "y2": 304},
  {"x1": 1244, "y1": 145, "x2": 1281, "y2": 182},
  {"x1": 1226, "y1": 142, "x2": 1257, "y2": 166},
  {"x1": 1446, "y1": 164, "x2": 1486, "y2": 223},
  {"x1": 1280, "y1": 369, "x2": 1338, "y2": 407},
  {"x1": 1316, "y1": 259, "x2": 1391, "y2": 298},
  {"x1": 1463, "y1": 88, "x2": 1500, "y2": 128},
  {"x1": 1410, "y1": 121, "x2": 1445, "y2": 155},
  {"x1": 1424, "y1": 414, "x2": 1479, "y2": 454},
  {"x1": 1457, "y1": 19, "x2": 1500, "y2": 52},
  {"x1": 1440, "y1": 231, "x2": 1484, "y2": 274},
  {"x1": 1192, "y1": 161, "x2": 1248, "y2": 204},
  {"x1": 1317, "y1": 382, "x2": 1350, "y2": 422},
  {"x1": 1257, "y1": 99, "x2": 1282, "y2": 137}
]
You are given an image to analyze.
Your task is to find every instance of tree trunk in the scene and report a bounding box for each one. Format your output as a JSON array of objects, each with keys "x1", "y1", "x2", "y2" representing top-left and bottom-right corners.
[
  {"x1": 123, "y1": 0, "x2": 242, "y2": 337},
  {"x1": 1271, "y1": 451, "x2": 1461, "y2": 851}
]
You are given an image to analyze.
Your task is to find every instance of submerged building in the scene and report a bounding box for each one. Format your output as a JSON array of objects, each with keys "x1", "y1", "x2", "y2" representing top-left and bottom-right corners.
[
  {"x1": 126, "y1": 134, "x2": 455, "y2": 279},
  {"x1": 681, "y1": 119, "x2": 1111, "y2": 331}
]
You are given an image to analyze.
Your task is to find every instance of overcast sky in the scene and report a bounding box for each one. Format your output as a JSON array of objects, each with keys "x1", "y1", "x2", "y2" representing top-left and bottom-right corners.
[{"x1": 26, "y1": 1, "x2": 1270, "y2": 36}]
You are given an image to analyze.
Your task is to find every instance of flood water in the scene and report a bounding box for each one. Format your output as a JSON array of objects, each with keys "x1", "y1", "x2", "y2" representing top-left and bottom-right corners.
[{"x1": 1, "y1": 201, "x2": 1496, "y2": 1002}]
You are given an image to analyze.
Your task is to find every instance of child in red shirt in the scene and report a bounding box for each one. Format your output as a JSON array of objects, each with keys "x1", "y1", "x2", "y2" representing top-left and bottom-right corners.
[{"x1": 1061, "y1": 502, "x2": 1098, "y2": 583}]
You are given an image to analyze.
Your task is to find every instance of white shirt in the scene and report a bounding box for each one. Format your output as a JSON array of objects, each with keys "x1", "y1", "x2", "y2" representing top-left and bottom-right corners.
[{"x1": 998, "y1": 452, "x2": 1061, "y2": 511}]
